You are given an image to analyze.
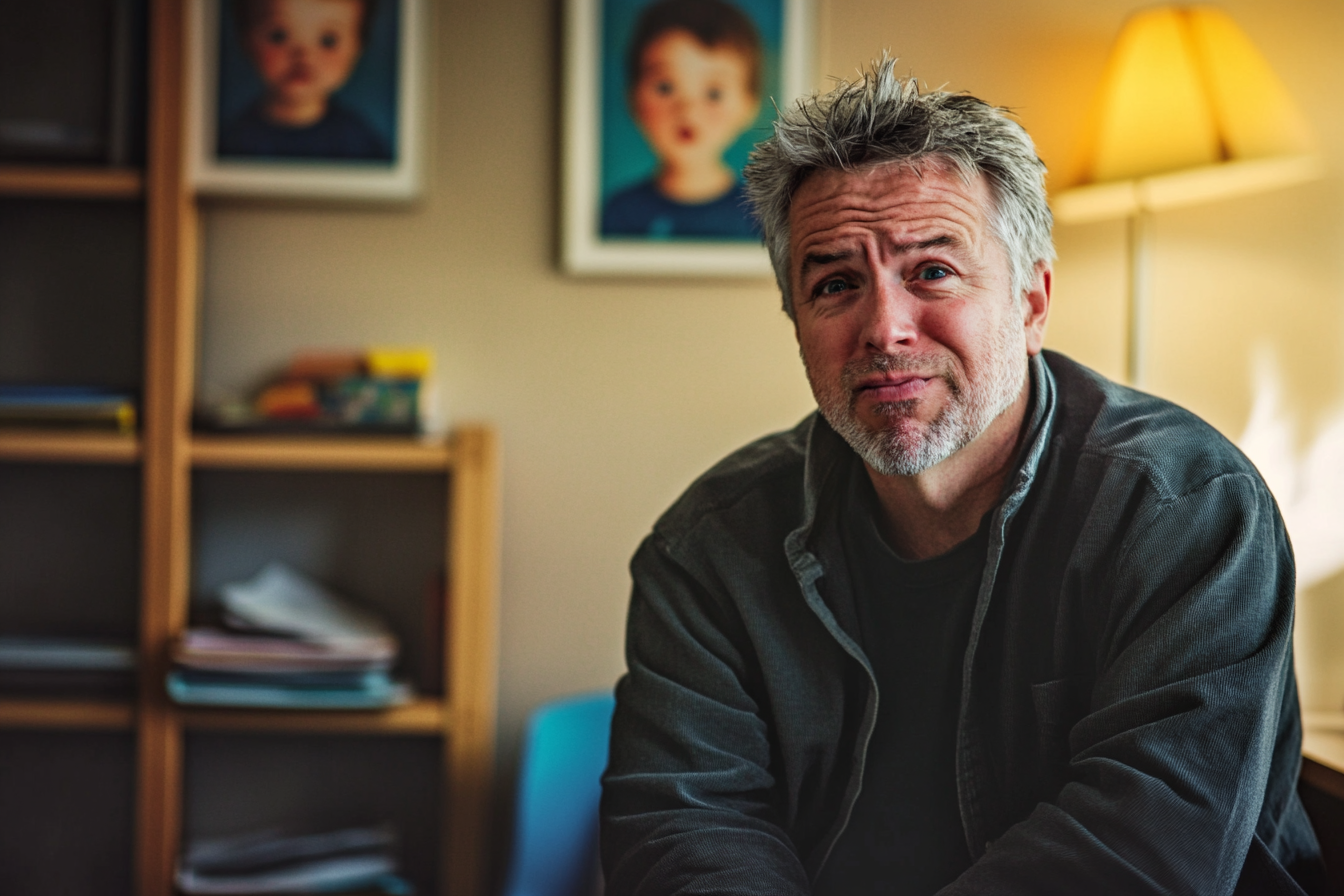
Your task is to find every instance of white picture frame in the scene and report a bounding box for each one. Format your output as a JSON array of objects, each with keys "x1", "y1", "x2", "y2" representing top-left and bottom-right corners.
[
  {"x1": 187, "y1": 0, "x2": 424, "y2": 200},
  {"x1": 563, "y1": 0, "x2": 812, "y2": 276}
]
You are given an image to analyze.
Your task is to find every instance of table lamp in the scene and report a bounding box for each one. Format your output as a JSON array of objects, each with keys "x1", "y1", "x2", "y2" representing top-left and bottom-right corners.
[{"x1": 1051, "y1": 6, "x2": 1321, "y2": 386}]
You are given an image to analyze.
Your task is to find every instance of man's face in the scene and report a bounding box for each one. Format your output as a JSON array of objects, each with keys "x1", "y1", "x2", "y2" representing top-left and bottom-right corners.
[
  {"x1": 789, "y1": 161, "x2": 1047, "y2": 477},
  {"x1": 246, "y1": 0, "x2": 364, "y2": 108},
  {"x1": 630, "y1": 30, "x2": 759, "y2": 171}
]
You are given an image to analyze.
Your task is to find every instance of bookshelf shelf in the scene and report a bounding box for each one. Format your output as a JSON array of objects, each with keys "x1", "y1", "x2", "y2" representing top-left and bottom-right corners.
[
  {"x1": 0, "y1": 697, "x2": 135, "y2": 730},
  {"x1": 0, "y1": 166, "x2": 144, "y2": 199},
  {"x1": 175, "y1": 696, "x2": 448, "y2": 735},
  {"x1": 0, "y1": 429, "x2": 140, "y2": 464},
  {"x1": 190, "y1": 434, "x2": 455, "y2": 471}
]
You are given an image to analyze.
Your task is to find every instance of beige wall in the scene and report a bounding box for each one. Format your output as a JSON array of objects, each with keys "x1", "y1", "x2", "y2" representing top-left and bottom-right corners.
[{"x1": 196, "y1": 0, "x2": 1344, "y2": 768}]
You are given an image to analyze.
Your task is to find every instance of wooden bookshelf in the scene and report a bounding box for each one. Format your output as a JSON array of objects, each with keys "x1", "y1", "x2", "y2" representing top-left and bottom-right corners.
[
  {"x1": 0, "y1": 429, "x2": 140, "y2": 464},
  {"x1": 191, "y1": 433, "x2": 454, "y2": 471},
  {"x1": 0, "y1": 697, "x2": 135, "y2": 730},
  {"x1": 176, "y1": 696, "x2": 448, "y2": 735},
  {"x1": 0, "y1": 1, "x2": 502, "y2": 892},
  {"x1": 0, "y1": 165, "x2": 144, "y2": 199}
]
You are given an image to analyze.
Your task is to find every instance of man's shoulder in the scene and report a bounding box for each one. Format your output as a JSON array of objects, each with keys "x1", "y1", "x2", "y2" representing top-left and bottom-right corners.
[
  {"x1": 1045, "y1": 351, "x2": 1261, "y2": 500},
  {"x1": 652, "y1": 415, "x2": 814, "y2": 549}
]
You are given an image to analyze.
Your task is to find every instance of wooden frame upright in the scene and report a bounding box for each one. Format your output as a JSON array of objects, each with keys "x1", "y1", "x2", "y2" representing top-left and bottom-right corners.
[{"x1": 138, "y1": 0, "x2": 197, "y2": 890}]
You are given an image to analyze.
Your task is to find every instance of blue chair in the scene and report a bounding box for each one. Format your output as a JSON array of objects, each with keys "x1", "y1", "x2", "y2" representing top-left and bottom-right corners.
[{"x1": 500, "y1": 691, "x2": 617, "y2": 896}]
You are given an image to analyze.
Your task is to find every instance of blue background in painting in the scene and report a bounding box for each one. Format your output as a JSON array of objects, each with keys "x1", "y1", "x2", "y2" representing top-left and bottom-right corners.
[
  {"x1": 217, "y1": 0, "x2": 399, "y2": 159},
  {"x1": 600, "y1": 0, "x2": 782, "y2": 205}
]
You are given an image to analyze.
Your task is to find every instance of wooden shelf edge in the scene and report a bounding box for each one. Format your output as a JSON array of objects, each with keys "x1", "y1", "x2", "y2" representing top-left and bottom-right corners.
[
  {"x1": 0, "y1": 429, "x2": 141, "y2": 463},
  {"x1": 0, "y1": 697, "x2": 135, "y2": 730},
  {"x1": 175, "y1": 696, "x2": 449, "y2": 734},
  {"x1": 1304, "y1": 710, "x2": 1344, "y2": 734},
  {"x1": 0, "y1": 165, "x2": 144, "y2": 199},
  {"x1": 190, "y1": 434, "x2": 453, "y2": 471}
]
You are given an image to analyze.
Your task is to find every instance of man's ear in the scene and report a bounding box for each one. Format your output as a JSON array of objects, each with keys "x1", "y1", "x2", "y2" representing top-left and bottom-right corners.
[{"x1": 1022, "y1": 261, "x2": 1051, "y2": 356}]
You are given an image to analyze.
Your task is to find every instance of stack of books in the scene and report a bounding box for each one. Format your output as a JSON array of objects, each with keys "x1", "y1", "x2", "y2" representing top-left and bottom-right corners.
[
  {"x1": 0, "y1": 385, "x2": 136, "y2": 433},
  {"x1": 0, "y1": 635, "x2": 135, "y2": 697},
  {"x1": 168, "y1": 564, "x2": 410, "y2": 709},
  {"x1": 176, "y1": 825, "x2": 411, "y2": 894}
]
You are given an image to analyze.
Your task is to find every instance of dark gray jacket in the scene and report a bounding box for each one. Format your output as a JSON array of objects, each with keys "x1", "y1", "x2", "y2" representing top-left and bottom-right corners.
[{"x1": 602, "y1": 351, "x2": 1324, "y2": 895}]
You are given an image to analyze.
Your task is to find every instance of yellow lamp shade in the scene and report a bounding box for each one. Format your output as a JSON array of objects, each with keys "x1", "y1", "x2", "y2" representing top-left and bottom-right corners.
[
  {"x1": 1087, "y1": 7, "x2": 1221, "y2": 182},
  {"x1": 1058, "y1": 5, "x2": 1319, "y2": 223},
  {"x1": 1186, "y1": 8, "x2": 1314, "y2": 160}
]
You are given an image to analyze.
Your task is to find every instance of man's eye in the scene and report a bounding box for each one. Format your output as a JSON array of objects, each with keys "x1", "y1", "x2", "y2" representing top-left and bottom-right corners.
[
  {"x1": 320, "y1": 31, "x2": 340, "y2": 49},
  {"x1": 266, "y1": 27, "x2": 288, "y2": 44},
  {"x1": 707, "y1": 86, "x2": 722, "y2": 102},
  {"x1": 655, "y1": 80, "x2": 674, "y2": 96},
  {"x1": 917, "y1": 265, "x2": 951, "y2": 281},
  {"x1": 816, "y1": 278, "x2": 851, "y2": 297}
]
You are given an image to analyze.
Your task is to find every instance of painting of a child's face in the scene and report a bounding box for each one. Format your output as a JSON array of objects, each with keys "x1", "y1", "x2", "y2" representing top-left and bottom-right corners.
[
  {"x1": 245, "y1": 0, "x2": 365, "y2": 121},
  {"x1": 630, "y1": 30, "x2": 759, "y2": 172}
]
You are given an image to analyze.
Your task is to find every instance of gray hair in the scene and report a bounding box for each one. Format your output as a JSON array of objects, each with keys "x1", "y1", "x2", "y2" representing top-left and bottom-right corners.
[{"x1": 744, "y1": 56, "x2": 1054, "y2": 318}]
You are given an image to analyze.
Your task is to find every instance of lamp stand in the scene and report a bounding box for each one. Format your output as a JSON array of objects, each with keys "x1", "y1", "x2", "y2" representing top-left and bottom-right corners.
[{"x1": 1126, "y1": 208, "x2": 1151, "y2": 387}]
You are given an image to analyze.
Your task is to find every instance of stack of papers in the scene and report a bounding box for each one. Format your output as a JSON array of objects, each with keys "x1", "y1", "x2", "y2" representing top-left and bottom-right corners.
[
  {"x1": 0, "y1": 635, "x2": 135, "y2": 696},
  {"x1": 176, "y1": 825, "x2": 412, "y2": 894},
  {"x1": 169, "y1": 564, "x2": 411, "y2": 709}
]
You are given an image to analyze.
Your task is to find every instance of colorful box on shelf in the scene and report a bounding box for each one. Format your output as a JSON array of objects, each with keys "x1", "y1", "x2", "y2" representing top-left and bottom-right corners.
[{"x1": 196, "y1": 347, "x2": 433, "y2": 435}]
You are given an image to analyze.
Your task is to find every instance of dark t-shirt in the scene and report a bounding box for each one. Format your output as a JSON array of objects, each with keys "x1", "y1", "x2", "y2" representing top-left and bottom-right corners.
[
  {"x1": 814, "y1": 460, "x2": 987, "y2": 896},
  {"x1": 217, "y1": 99, "x2": 391, "y2": 161},
  {"x1": 600, "y1": 178, "x2": 759, "y2": 239}
]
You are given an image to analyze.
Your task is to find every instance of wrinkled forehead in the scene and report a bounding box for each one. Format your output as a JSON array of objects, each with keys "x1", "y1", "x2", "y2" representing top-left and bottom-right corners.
[
  {"x1": 790, "y1": 155, "x2": 984, "y2": 212},
  {"x1": 788, "y1": 159, "x2": 994, "y2": 241}
]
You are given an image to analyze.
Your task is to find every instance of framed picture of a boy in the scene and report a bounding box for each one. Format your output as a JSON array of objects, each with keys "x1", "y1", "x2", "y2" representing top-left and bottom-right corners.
[
  {"x1": 188, "y1": 0, "x2": 423, "y2": 199},
  {"x1": 563, "y1": 0, "x2": 812, "y2": 275}
]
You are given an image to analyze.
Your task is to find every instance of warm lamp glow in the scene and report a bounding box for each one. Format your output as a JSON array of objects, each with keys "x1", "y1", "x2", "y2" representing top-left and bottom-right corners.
[
  {"x1": 1054, "y1": 6, "x2": 1321, "y2": 387},
  {"x1": 1058, "y1": 5, "x2": 1319, "y2": 223},
  {"x1": 1086, "y1": 7, "x2": 1221, "y2": 182}
]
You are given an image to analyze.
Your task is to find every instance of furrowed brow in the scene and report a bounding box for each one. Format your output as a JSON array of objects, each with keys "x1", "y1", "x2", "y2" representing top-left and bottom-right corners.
[
  {"x1": 800, "y1": 250, "x2": 852, "y2": 276},
  {"x1": 892, "y1": 235, "x2": 956, "y2": 254}
]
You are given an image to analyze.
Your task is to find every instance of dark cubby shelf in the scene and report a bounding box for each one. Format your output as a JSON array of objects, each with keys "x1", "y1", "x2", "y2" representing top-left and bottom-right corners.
[
  {"x1": 0, "y1": 197, "x2": 145, "y2": 392},
  {"x1": 0, "y1": 463, "x2": 141, "y2": 641},
  {"x1": 0, "y1": 730, "x2": 135, "y2": 896},
  {"x1": 183, "y1": 731, "x2": 443, "y2": 895}
]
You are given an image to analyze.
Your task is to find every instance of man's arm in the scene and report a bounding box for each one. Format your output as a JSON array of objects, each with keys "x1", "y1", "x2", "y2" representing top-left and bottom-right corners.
[
  {"x1": 945, "y1": 471, "x2": 1302, "y2": 895},
  {"x1": 601, "y1": 532, "x2": 812, "y2": 896}
]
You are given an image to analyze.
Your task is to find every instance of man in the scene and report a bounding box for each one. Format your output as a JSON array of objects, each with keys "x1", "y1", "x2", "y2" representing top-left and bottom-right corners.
[{"x1": 600, "y1": 58, "x2": 1325, "y2": 895}]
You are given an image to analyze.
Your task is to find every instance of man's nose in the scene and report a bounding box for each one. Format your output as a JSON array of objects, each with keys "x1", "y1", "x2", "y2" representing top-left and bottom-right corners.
[{"x1": 860, "y1": 277, "x2": 919, "y2": 354}]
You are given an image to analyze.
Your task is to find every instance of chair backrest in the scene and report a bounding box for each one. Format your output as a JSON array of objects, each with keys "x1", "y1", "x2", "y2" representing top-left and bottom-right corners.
[{"x1": 500, "y1": 691, "x2": 617, "y2": 896}]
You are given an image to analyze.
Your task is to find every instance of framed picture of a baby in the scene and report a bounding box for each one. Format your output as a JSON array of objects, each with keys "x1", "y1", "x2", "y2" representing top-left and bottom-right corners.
[
  {"x1": 188, "y1": 0, "x2": 423, "y2": 199},
  {"x1": 563, "y1": 0, "x2": 812, "y2": 275}
]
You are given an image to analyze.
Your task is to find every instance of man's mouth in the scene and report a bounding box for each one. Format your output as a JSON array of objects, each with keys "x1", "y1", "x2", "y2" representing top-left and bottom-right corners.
[
  {"x1": 852, "y1": 374, "x2": 934, "y2": 403},
  {"x1": 677, "y1": 126, "x2": 695, "y2": 142}
]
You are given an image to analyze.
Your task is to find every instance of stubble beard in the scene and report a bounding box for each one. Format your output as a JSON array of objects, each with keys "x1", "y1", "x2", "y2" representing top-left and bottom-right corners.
[{"x1": 807, "y1": 318, "x2": 1029, "y2": 478}]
